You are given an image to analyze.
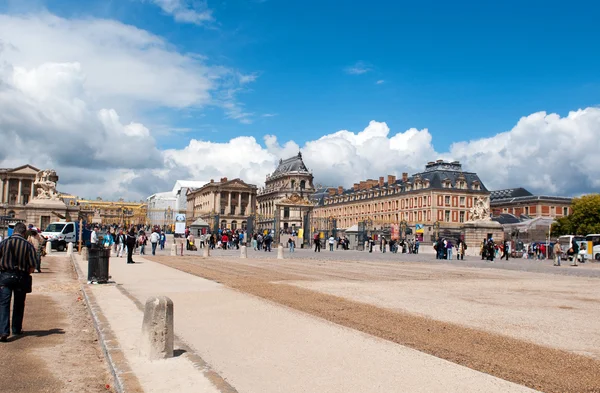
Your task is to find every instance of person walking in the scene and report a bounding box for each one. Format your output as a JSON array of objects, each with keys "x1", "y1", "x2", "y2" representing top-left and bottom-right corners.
[
  {"x1": 553, "y1": 240, "x2": 562, "y2": 266},
  {"x1": 313, "y1": 233, "x2": 321, "y2": 252},
  {"x1": 288, "y1": 236, "x2": 295, "y2": 253},
  {"x1": 0, "y1": 222, "x2": 37, "y2": 342},
  {"x1": 126, "y1": 228, "x2": 137, "y2": 264},
  {"x1": 90, "y1": 226, "x2": 99, "y2": 249},
  {"x1": 328, "y1": 235, "x2": 335, "y2": 251},
  {"x1": 502, "y1": 240, "x2": 510, "y2": 260},
  {"x1": 116, "y1": 229, "x2": 126, "y2": 258},
  {"x1": 26, "y1": 229, "x2": 43, "y2": 273},
  {"x1": 138, "y1": 231, "x2": 147, "y2": 255},
  {"x1": 150, "y1": 230, "x2": 160, "y2": 256},
  {"x1": 160, "y1": 231, "x2": 166, "y2": 250}
]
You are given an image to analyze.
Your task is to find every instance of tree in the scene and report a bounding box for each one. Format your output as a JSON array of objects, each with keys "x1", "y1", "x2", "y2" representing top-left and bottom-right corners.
[{"x1": 552, "y1": 194, "x2": 600, "y2": 236}]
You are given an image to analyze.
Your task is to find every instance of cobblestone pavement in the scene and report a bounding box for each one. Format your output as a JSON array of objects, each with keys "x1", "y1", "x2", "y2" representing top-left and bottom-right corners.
[{"x1": 150, "y1": 242, "x2": 600, "y2": 278}]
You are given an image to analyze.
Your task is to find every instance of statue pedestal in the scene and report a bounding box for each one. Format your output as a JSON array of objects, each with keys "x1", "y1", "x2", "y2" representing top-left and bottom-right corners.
[
  {"x1": 26, "y1": 199, "x2": 68, "y2": 229},
  {"x1": 463, "y1": 220, "x2": 504, "y2": 257}
]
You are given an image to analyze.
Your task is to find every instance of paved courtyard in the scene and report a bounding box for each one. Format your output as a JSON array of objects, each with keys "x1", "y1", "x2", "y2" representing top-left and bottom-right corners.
[{"x1": 67, "y1": 244, "x2": 600, "y2": 393}]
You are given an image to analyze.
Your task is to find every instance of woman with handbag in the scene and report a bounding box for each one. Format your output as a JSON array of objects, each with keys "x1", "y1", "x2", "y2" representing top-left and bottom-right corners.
[{"x1": 0, "y1": 222, "x2": 37, "y2": 342}]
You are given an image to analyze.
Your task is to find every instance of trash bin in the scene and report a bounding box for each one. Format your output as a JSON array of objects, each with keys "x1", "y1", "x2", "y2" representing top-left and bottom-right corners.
[{"x1": 88, "y1": 247, "x2": 110, "y2": 283}]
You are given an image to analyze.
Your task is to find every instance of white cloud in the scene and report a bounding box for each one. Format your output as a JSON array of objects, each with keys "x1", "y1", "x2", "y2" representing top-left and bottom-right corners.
[
  {"x1": 150, "y1": 0, "x2": 213, "y2": 25},
  {"x1": 262, "y1": 113, "x2": 277, "y2": 117},
  {"x1": 1, "y1": 13, "x2": 598, "y2": 202},
  {"x1": 376, "y1": 80, "x2": 385, "y2": 84},
  {"x1": 344, "y1": 61, "x2": 372, "y2": 75}
]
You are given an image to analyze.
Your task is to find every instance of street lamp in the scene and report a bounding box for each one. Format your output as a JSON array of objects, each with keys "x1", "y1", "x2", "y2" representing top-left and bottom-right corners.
[{"x1": 400, "y1": 219, "x2": 407, "y2": 240}]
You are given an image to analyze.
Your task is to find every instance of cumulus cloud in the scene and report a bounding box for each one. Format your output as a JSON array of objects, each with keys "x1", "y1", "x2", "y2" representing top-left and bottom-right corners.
[
  {"x1": 1, "y1": 13, "x2": 598, "y2": 202},
  {"x1": 150, "y1": 0, "x2": 213, "y2": 25}
]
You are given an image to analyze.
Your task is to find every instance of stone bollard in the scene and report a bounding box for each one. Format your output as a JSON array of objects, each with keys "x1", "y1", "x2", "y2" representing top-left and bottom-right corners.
[
  {"x1": 81, "y1": 246, "x2": 88, "y2": 260},
  {"x1": 45, "y1": 241, "x2": 52, "y2": 255},
  {"x1": 203, "y1": 245, "x2": 210, "y2": 257},
  {"x1": 240, "y1": 245, "x2": 247, "y2": 259},
  {"x1": 140, "y1": 296, "x2": 174, "y2": 360},
  {"x1": 277, "y1": 243, "x2": 284, "y2": 260},
  {"x1": 170, "y1": 243, "x2": 177, "y2": 256},
  {"x1": 67, "y1": 242, "x2": 74, "y2": 256}
]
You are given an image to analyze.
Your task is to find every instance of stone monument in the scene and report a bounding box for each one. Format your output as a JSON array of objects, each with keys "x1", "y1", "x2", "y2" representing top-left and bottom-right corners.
[
  {"x1": 26, "y1": 169, "x2": 69, "y2": 229},
  {"x1": 462, "y1": 196, "x2": 504, "y2": 256}
]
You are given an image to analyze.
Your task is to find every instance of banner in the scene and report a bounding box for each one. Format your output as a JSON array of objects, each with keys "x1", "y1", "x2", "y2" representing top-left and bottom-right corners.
[
  {"x1": 175, "y1": 214, "x2": 186, "y2": 234},
  {"x1": 415, "y1": 223, "x2": 424, "y2": 234},
  {"x1": 391, "y1": 224, "x2": 400, "y2": 240},
  {"x1": 297, "y1": 228, "x2": 304, "y2": 241}
]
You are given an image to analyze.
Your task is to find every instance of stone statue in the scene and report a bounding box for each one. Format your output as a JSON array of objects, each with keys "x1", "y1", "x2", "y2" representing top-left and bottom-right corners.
[
  {"x1": 33, "y1": 169, "x2": 61, "y2": 201},
  {"x1": 469, "y1": 196, "x2": 490, "y2": 221}
]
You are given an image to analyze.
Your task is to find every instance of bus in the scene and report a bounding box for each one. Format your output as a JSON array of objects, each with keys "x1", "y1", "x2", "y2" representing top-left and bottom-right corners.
[
  {"x1": 558, "y1": 235, "x2": 585, "y2": 252},
  {"x1": 584, "y1": 234, "x2": 600, "y2": 261}
]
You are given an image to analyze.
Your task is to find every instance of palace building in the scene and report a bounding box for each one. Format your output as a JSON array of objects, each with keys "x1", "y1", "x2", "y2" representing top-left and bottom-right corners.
[
  {"x1": 0, "y1": 164, "x2": 40, "y2": 219},
  {"x1": 489, "y1": 188, "x2": 573, "y2": 219},
  {"x1": 186, "y1": 177, "x2": 257, "y2": 231},
  {"x1": 312, "y1": 160, "x2": 490, "y2": 241},
  {"x1": 71, "y1": 198, "x2": 148, "y2": 226},
  {"x1": 256, "y1": 152, "x2": 316, "y2": 232}
]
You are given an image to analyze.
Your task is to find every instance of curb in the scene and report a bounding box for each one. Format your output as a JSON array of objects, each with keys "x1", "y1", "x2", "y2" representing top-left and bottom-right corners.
[{"x1": 70, "y1": 253, "x2": 145, "y2": 393}]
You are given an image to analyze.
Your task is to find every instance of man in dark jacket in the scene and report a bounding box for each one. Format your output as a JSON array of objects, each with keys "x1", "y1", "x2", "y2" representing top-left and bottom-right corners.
[
  {"x1": 126, "y1": 228, "x2": 137, "y2": 264},
  {"x1": 0, "y1": 222, "x2": 37, "y2": 341}
]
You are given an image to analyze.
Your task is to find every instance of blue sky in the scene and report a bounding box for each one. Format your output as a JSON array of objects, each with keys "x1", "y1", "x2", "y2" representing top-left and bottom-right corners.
[
  {"x1": 6, "y1": 0, "x2": 599, "y2": 150},
  {"x1": 1, "y1": 0, "x2": 599, "y2": 198}
]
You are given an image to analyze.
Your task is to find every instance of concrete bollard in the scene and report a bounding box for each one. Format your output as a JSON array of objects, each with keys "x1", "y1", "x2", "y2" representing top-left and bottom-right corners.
[
  {"x1": 66, "y1": 242, "x2": 74, "y2": 256},
  {"x1": 240, "y1": 245, "x2": 247, "y2": 259},
  {"x1": 277, "y1": 244, "x2": 284, "y2": 259},
  {"x1": 140, "y1": 296, "x2": 174, "y2": 360},
  {"x1": 203, "y1": 245, "x2": 210, "y2": 257},
  {"x1": 170, "y1": 243, "x2": 177, "y2": 256},
  {"x1": 81, "y1": 246, "x2": 88, "y2": 260},
  {"x1": 45, "y1": 241, "x2": 52, "y2": 255}
]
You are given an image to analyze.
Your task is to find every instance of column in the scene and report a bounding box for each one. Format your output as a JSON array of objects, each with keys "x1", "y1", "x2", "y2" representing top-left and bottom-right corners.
[
  {"x1": 227, "y1": 192, "x2": 232, "y2": 215},
  {"x1": 17, "y1": 179, "x2": 22, "y2": 205},
  {"x1": 215, "y1": 192, "x2": 221, "y2": 214},
  {"x1": 0, "y1": 179, "x2": 4, "y2": 204},
  {"x1": 30, "y1": 180, "x2": 35, "y2": 201},
  {"x1": 237, "y1": 192, "x2": 242, "y2": 215}
]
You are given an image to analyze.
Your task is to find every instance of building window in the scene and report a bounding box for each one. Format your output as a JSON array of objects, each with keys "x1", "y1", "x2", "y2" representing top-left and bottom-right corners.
[
  {"x1": 445, "y1": 210, "x2": 450, "y2": 222},
  {"x1": 525, "y1": 206, "x2": 529, "y2": 216},
  {"x1": 445, "y1": 196, "x2": 450, "y2": 205},
  {"x1": 563, "y1": 207, "x2": 568, "y2": 216},
  {"x1": 459, "y1": 211, "x2": 465, "y2": 223},
  {"x1": 459, "y1": 196, "x2": 465, "y2": 206},
  {"x1": 231, "y1": 220, "x2": 238, "y2": 230},
  {"x1": 284, "y1": 207, "x2": 290, "y2": 218}
]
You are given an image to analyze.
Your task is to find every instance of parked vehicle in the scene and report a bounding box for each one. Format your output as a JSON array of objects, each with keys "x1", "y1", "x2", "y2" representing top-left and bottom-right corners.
[
  {"x1": 582, "y1": 234, "x2": 600, "y2": 261},
  {"x1": 42, "y1": 221, "x2": 91, "y2": 251}
]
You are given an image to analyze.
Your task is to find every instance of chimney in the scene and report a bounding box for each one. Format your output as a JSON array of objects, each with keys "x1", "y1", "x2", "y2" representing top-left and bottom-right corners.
[
  {"x1": 402, "y1": 172, "x2": 408, "y2": 182},
  {"x1": 387, "y1": 175, "x2": 396, "y2": 185},
  {"x1": 359, "y1": 181, "x2": 366, "y2": 190},
  {"x1": 328, "y1": 188, "x2": 337, "y2": 196},
  {"x1": 338, "y1": 186, "x2": 344, "y2": 195},
  {"x1": 379, "y1": 177, "x2": 384, "y2": 188},
  {"x1": 210, "y1": 179, "x2": 214, "y2": 183},
  {"x1": 353, "y1": 183, "x2": 359, "y2": 191}
]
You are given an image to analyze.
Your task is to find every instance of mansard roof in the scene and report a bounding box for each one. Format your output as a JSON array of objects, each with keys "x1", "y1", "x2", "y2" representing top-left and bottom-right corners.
[
  {"x1": 271, "y1": 152, "x2": 310, "y2": 177},
  {"x1": 490, "y1": 188, "x2": 533, "y2": 201}
]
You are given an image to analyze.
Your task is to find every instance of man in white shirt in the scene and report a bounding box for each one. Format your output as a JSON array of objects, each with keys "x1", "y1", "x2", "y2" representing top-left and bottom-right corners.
[
  {"x1": 90, "y1": 227, "x2": 99, "y2": 248},
  {"x1": 150, "y1": 230, "x2": 160, "y2": 255},
  {"x1": 328, "y1": 236, "x2": 335, "y2": 251}
]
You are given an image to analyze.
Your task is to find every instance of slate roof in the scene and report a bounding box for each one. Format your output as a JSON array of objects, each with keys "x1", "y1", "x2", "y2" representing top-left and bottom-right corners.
[
  {"x1": 271, "y1": 152, "x2": 310, "y2": 177},
  {"x1": 318, "y1": 161, "x2": 489, "y2": 206},
  {"x1": 490, "y1": 188, "x2": 533, "y2": 201}
]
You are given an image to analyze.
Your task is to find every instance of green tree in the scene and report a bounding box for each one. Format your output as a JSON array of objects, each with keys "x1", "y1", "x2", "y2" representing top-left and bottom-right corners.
[{"x1": 552, "y1": 194, "x2": 600, "y2": 236}]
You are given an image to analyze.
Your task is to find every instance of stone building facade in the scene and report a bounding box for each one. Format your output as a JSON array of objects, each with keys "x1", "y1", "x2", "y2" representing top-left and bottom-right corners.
[
  {"x1": 186, "y1": 177, "x2": 257, "y2": 231},
  {"x1": 75, "y1": 198, "x2": 148, "y2": 226},
  {"x1": 0, "y1": 164, "x2": 40, "y2": 219},
  {"x1": 490, "y1": 188, "x2": 572, "y2": 218},
  {"x1": 256, "y1": 152, "x2": 316, "y2": 232},
  {"x1": 312, "y1": 160, "x2": 490, "y2": 241}
]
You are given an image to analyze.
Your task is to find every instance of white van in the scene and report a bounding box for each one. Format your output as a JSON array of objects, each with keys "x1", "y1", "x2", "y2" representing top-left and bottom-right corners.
[{"x1": 42, "y1": 221, "x2": 77, "y2": 251}]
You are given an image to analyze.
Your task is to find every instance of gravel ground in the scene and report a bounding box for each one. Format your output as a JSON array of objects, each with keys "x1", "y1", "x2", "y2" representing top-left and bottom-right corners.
[
  {"x1": 0, "y1": 255, "x2": 114, "y2": 393},
  {"x1": 147, "y1": 255, "x2": 600, "y2": 393}
]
